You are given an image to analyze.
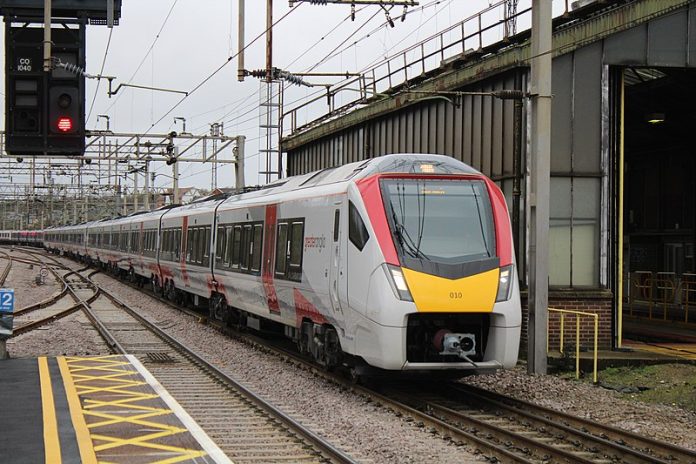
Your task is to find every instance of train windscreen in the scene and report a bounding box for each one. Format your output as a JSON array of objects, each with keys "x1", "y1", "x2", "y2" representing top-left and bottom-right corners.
[{"x1": 381, "y1": 178, "x2": 496, "y2": 264}]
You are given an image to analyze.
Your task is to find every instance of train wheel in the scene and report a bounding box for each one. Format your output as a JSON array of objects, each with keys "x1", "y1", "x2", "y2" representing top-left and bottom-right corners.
[
  {"x1": 209, "y1": 294, "x2": 228, "y2": 322},
  {"x1": 152, "y1": 277, "x2": 162, "y2": 295}
]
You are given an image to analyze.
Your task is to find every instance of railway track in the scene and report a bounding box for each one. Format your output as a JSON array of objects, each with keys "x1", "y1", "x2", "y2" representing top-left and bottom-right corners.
[
  {"x1": 29, "y1": 248, "x2": 696, "y2": 464},
  {"x1": 0, "y1": 250, "x2": 12, "y2": 286},
  {"x1": 372, "y1": 381, "x2": 696, "y2": 464},
  {"x1": 12, "y1": 267, "x2": 97, "y2": 335},
  {"x1": 74, "y1": 272, "x2": 358, "y2": 463},
  {"x1": 97, "y1": 266, "x2": 696, "y2": 463}
]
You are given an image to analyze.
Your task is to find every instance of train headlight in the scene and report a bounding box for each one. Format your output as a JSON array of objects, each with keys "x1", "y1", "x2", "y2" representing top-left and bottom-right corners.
[
  {"x1": 383, "y1": 264, "x2": 413, "y2": 302},
  {"x1": 496, "y1": 265, "x2": 514, "y2": 302}
]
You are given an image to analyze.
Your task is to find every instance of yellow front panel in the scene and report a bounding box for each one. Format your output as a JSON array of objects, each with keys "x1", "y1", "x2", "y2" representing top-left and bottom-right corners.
[{"x1": 403, "y1": 267, "x2": 499, "y2": 312}]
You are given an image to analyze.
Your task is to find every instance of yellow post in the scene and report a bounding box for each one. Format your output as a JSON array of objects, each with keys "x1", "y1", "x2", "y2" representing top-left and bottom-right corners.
[
  {"x1": 575, "y1": 314, "x2": 580, "y2": 380},
  {"x1": 560, "y1": 314, "x2": 565, "y2": 354},
  {"x1": 593, "y1": 314, "x2": 599, "y2": 384},
  {"x1": 548, "y1": 308, "x2": 600, "y2": 384}
]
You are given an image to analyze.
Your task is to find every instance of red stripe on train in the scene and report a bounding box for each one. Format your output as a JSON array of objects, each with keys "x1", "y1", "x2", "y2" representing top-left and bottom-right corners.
[
  {"x1": 355, "y1": 175, "x2": 399, "y2": 265},
  {"x1": 263, "y1": 204, "x2": 281, "y2": 314}
]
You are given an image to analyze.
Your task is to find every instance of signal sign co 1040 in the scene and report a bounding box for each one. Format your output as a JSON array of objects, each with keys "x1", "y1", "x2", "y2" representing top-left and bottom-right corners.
[{"x1": 17, "y1": 58, "x2": 33, "y2": 72}]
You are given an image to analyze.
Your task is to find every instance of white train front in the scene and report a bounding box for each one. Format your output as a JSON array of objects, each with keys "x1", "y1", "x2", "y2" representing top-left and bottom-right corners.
[{"x1": 41, "y1": 154, "x2": 521, "y2": 374}]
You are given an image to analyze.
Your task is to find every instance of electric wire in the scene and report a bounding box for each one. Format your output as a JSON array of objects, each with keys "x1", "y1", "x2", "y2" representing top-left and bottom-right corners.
[
  {"x1": 102, "y1": 0, "x2": 180, "y2": 117},
  {"x1": 144, "y1": 3, "x2": 304, "y2": 138},
  {"x1": 86, "y1": 27, "x2": 114, "y2": 125}
]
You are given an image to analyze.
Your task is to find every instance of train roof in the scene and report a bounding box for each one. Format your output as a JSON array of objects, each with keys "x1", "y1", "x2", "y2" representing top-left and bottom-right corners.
[
  {"x1": 42, "y1": 154, "x2": 482, "y2": 231},
  {"x1": 216, "y1": 153, "x2": 481, "y2": 207}
]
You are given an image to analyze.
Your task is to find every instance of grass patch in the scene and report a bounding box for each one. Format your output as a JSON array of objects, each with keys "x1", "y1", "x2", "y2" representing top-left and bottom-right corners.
[{"x1": 597, "y1": 364, "x2": 696, "y2": 411}]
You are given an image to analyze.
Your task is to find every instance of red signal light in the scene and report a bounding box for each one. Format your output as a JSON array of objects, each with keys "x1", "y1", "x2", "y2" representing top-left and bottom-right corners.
[{"x1": 57, "y1": 117, "x2": 73, "y2": 132}]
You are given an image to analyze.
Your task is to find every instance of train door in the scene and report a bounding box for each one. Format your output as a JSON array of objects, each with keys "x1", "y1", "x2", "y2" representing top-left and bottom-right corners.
[{"x1": 329, "y1": 201, "x2": 347, "y2": 314}]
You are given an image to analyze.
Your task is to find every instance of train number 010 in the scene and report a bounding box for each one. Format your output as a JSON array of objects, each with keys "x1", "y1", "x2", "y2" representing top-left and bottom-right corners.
[{"x1": 449, "y1": 291, "x2": 463, "y2": 299}]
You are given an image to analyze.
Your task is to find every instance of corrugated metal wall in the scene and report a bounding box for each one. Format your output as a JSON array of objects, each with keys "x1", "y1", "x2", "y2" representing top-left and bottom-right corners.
[
  {"x1": 286, "y1": 2, "x2": 696, "y2": 289},
  {"x1": 288, "y1": 70, "x2": 523, "y2": 182}
]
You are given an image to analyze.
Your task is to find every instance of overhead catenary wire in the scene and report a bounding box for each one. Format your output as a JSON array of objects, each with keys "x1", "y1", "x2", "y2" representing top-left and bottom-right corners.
[
  {"x1": 102, "y1": 0, "x2": 180, "y2": 117},
  {"x1": 86, "y1": 27, "x2": 114, "y2": 125},
  {"x1": 144, "y1": 3, "x2": 305, "y2": 137}
]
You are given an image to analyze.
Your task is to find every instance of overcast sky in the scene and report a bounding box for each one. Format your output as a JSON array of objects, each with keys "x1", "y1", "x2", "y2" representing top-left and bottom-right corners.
[{"x1": 1, "y1": 0, "x2": 543, "y2": 194}]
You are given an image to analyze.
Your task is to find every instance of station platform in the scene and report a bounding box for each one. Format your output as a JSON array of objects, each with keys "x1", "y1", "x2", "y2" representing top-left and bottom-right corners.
[{"x1": 0, "y1": 354, "x2": 231, "y2": 464}]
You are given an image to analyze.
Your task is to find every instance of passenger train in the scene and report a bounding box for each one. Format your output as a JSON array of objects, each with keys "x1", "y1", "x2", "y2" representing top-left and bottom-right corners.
[{"x1": 10, "y1": 154, "x2": 522, "y2": 374}]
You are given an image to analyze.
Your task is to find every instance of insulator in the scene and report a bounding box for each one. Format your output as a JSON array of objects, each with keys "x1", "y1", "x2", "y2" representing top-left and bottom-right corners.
[
  {"x1": 57, "y1": 60, "x2": 88, "y2": 77},
  {"x1": 309, "y1": 0, "x2": 328, "y2": 4},
  {"x1": 493, "y1": 89, "x2": 527, "y2": 100}
]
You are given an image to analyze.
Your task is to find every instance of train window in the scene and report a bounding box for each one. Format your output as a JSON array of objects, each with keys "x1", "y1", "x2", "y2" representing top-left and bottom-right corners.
[
  {"x1": 193, "y1": 229, "x2": 201, "y2": 263},
  {"x1": 275, "y1": 219, "x2": 304, "y2": 281},
  {"x1": 203, "y1": 227, "x2": 211, "y2": 264},
  {"x1": 251, "y1": 224, "x2": 263, "y2": 272},
  {"x1": 288, "y1": 222, "x2": 304, "y2": 276},
  {"x1": 333, "y1": 209, "x2": 340, "y2": 242},
  {"x1": 224, "y1": 227, "x2": 233, "y2": 266},
  {"x1": 240, "y1": 225, "x2": 252, "y2": 270},
  {"x1": 231, "y1": 226, "x2": 241, "y2": 268},
  {"x1": 349, "y1": 201, "x2": 370, "y2": 251},
  {"x1": 216, "y1": 226, "x2": 226, "y2": 262},
  {"x1": 275, "y1": 223, "x2": 288, "y2": 276},
  {"x1": 177, "y1": 229, "x2": 182, "y2": 259},
  {"x1": 186, "y1": 229, "x2": 192, "y2": 262}
]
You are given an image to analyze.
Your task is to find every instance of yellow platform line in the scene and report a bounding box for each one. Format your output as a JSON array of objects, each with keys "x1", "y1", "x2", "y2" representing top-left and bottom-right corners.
[
  {"x1": 57, "y1": 357, "x2": 98, "y2": 464},
  {"x1": 61, "y1": 355, "x2": 214, "y2": 463},
  {"x1": 38, "y1": 357, "x2": 61, "y2": 464}
]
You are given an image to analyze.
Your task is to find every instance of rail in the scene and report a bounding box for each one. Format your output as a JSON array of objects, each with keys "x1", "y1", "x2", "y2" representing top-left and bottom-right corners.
[
  {"x1": 0, "y1": 250, "x2": 12, "y2": 286},
  {"x1": 547, "y1": 307, "x2": 598, "y2": 384}
]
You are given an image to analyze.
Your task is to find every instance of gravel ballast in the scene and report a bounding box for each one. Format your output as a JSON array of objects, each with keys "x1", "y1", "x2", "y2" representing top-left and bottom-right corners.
[{"x1": 9, "y1": 253, "x2": 696, "y2": 461}]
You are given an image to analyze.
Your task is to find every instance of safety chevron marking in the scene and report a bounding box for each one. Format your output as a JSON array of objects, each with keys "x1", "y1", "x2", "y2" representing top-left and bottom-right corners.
[{"x1": 60, "y1": 355, "x2": 210, "y2": 464}]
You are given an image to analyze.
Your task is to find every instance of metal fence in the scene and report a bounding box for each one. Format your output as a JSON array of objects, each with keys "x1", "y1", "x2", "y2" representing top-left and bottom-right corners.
[{"x1": 627, "y1": 271, "x2": 696, "y2": 323}]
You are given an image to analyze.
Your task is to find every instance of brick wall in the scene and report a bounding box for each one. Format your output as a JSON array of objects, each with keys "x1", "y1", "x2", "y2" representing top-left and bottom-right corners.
[{"x1": 520, "y1": 290, "x2": 614, "y2": 351}]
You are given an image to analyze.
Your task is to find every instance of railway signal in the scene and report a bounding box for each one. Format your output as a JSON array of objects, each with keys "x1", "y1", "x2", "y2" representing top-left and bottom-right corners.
[{"x1": 1, "y1": 0, "x2": 122, "y2": 157}]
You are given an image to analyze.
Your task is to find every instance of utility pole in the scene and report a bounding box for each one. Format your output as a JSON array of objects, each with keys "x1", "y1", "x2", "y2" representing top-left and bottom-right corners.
[
  {"x1": 528, "y1": 0, "x2": 552, "y2": 376},
  {"x1": 210, "y1": 123, "x2": 222, "y2": 190},
  {"x1": 238, "y1": 0, "x2": 245, "y2": 82},
  {"x1": 235, "y1": 135, "x2": 246, "y2": 191},
  {"x1": 172, "y1": 160, "x2": 180, "y2": 204},
  {"x1": 43, "y1": 0, "x2": 52, "y2": 72},
  {"x1": 133, "y1": 169, "x2": 139, "y2": 212},
  {"x1": 266, "y1": 0, "x2": 272, "y2": 83},
  {"x1": 144, "y1": 160, "x2": 150, "y2": 210}
]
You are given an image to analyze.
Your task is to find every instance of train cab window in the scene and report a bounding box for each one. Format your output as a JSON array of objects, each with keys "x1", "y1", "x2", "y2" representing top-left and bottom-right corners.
[
  {"x1": 275, "y1": 219, "x2": 304, "y2": 281},
  {"x1": 349, "y1": 201, "x2": 370, "y2": 251}
]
